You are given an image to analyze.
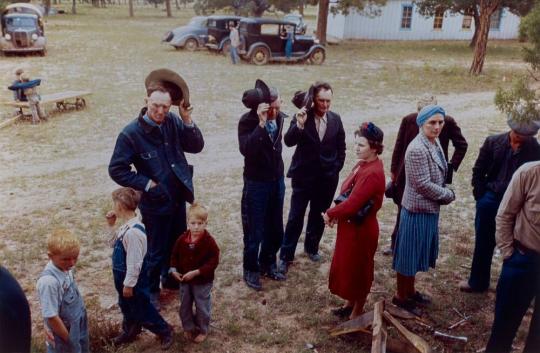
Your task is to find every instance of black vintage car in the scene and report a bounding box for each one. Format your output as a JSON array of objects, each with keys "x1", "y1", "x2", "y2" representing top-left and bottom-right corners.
[
  {"x1": 205, "y1": 15, "x2": 242, "y2": 54},
  {"x1": 238, "y1": 18, "x2": 325, "y2": 65}
]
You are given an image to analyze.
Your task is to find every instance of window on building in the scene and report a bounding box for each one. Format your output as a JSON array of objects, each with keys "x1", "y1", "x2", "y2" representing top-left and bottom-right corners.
[
  {"x1": 462, "y1": 10, "x2": 473, "y2": 30},
  {"x1": 433, "y1": 9, "x2": 444, "y2": 30},
  {"x1": 490, "y1": 8, "x2": 502, "y2": 30},
  {"x1": 401, "y1": 5, "x2": 413, "y2": 29}
]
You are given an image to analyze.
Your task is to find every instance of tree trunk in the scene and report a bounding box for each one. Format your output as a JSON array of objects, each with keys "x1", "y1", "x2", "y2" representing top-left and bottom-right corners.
[
  {"x1": 128, "y1": 0, "x2": 133, "y2": 17},
  {"x1": 469, "y1": 8, "x2": 480, "y2": 48},
  {"x1": 175, "y1": 0, "x2": 179, "y2": 10},
  {"x1": 316, "y1": 0, "x2": 329, "y2": 45},
  {"x1": 165, "y1": 0, "x2": 172, "y2": 17},
  {"x1": 469, "y1": 0, "x2": 501, "y2": 75},
  {"x1": 299, "y1": 0, "x2": 304, "y2": 16},
  {"x1": 71, "y1": 0, "x2": 76, "y2": 14}
]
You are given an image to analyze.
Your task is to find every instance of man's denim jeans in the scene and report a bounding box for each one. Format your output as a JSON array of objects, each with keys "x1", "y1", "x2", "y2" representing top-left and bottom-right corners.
[
  {"x1": 241, "y1": 177, "x2": 285, "y2": 272},
  {"x1": 230, "y1": 46, "x2": 239, "y2": 64}
]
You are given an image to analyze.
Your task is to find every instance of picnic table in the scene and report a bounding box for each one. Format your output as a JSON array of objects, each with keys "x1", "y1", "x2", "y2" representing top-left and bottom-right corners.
[{"x1": 4, "y1": 90, "x2": 92, "y2": 116}]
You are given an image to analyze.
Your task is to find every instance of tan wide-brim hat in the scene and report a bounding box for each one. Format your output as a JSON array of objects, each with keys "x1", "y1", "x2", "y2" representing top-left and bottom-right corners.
[{"x1": 145, "y1": 68, "x2": 190, "y2": 107}]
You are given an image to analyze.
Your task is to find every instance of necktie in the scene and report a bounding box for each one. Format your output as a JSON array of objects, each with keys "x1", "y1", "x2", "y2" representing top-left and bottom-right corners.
[{"x1": 266, "y1": 121, "x2": 277, "y2": 140}]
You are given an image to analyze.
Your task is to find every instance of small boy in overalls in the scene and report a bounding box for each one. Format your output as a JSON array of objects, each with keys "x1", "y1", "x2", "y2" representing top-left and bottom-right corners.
[
  {"x1": 169, "y1": 202, "x2": 220, "y2": 343},
  {"x1": 36, "y1": 229, "x2": 89, "y2": 353},
  {"x1": 106, "y1": 187, "x2": 173, "y2": 350}
]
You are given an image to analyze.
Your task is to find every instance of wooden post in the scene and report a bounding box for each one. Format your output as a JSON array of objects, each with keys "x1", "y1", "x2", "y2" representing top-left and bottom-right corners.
[{"x1": 371, "y1": 301, "x2": 387, "y2": 353}]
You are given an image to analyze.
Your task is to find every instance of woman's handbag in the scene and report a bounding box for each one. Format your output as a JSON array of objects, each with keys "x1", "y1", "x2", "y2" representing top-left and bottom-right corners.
[{"x1": 334, "y1": 188, "x2": 374, "y2": 224}]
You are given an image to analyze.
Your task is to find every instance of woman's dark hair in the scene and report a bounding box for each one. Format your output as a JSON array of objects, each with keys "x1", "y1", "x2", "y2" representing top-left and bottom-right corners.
[{"x1": 354, "y1": 122, "x2": 384, "y2": 155}]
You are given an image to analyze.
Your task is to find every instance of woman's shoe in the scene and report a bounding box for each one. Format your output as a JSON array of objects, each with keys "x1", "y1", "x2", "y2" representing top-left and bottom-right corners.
[
  {"x1": 392, "y1": 296, "x2": 421, "y2": 317},
  {"x1": 411, "y1": 291, "x2": 431, "y2": 305},
  {"x1": 331, "y1": 306, "x2": 353, "y2": 318}
]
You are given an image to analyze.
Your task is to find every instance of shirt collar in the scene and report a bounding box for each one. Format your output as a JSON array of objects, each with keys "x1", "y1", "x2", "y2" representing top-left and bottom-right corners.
[
  {"x1": 315, "y1": 113, "x2": 327, "y2": 123},
  {"x1": 47, "y1": 260, "x2": 70, "y2": 275},
  {"x1": 143, "y1": 113, "x2": 160, "y2": 128}
]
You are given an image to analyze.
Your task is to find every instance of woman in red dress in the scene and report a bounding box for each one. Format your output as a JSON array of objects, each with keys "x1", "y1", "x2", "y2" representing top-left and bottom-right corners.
[{"x1": 323, "y1": 122, "x2": 386, "y2": 319}]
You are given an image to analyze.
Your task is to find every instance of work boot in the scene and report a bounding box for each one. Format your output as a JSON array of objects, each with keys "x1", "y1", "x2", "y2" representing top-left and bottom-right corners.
[
  {"x1": 243, "y1": 270, "x2": 262, "y2": 291},
  {"x1": 261, "y1": 264, "x2": 286, "y2": 281}
]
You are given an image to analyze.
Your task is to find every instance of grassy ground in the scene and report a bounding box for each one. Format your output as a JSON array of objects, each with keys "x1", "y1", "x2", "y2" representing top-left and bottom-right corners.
[{"x1": 0, "y1": 4, "x2": 533, "y2": 353}]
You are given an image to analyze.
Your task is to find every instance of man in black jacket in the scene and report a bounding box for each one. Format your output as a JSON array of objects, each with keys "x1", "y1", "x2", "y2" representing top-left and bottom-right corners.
[
  {"x1": 459, "y1": 116, "x2": 540, "y2": 293},
  {"x1": 279, "y1": 82, "x2": 346, "y2": 270},
  {"x1": 238, "y1": 80, "x2": 287, "y2": 291}
]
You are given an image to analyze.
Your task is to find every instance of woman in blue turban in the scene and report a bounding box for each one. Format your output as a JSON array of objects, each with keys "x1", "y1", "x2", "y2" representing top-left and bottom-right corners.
[{"x1": 391, "y1": 105, "x2": 455, "y2": 314}]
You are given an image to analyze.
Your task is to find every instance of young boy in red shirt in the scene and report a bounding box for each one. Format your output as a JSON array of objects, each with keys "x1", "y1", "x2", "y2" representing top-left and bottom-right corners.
[{"x1": 169, "y1": 202, "x2": 219, "y2": 343}]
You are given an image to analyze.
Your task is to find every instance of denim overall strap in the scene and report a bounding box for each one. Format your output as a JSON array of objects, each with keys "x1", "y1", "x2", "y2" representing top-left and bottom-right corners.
[
  {"x1": 40, "y1": 268, "x2": 89, "y2": 353},
  {"x1": 112, "y1": 227, "x2": 130, "y2": 273}
]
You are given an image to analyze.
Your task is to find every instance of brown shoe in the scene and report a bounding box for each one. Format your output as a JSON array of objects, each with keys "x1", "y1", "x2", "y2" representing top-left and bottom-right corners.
[{"x1": 193, "y1": 334, "x2": 207, "y2": 343}]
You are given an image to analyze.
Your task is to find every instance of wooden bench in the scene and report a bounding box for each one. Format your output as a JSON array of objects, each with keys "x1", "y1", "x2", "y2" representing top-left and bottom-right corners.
[{"x1": 3, "y1": 90, "x2": 92, "y2": 116}]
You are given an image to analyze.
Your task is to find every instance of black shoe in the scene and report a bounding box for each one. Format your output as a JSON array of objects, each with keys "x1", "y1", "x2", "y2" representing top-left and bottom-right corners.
[
  {"x1": 112, "y1": 332, "x2": 136, "y2": 346},
  {"x1": 277, "y1": 260, "x2": 290, "y2": 274},
  {"x1": 412, "y1": 291, "x2": 431, "y2": 305},
  {"x1": 160, "y1": 332, "x2": 174, "y2": 350},
  {"x1": 392, "y1": 296, "x2": 421, "y2": 317},
  {"x1": 261, "y1": 264, "x2": 286, "y2": 281},
  {"x1": 243, "y1": 270, "x2": 262, "y2": 291},
  {"x1": 306, "y1": 252, "x2": 322, "y2": 262},
  {"x1": 331, "y1": 306, "x2": 353, "y2": 318}
]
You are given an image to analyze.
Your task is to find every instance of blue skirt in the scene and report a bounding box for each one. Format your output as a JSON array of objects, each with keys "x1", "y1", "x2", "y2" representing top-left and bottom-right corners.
[{"x1": 392, "y1": 208, "x2": 440, "y2": 276}]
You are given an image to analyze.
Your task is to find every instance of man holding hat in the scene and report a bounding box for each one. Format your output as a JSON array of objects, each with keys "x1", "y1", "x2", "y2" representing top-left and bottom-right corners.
[
  {"x1": 460, "y1": 113, "x2": 540, "y2": 293},
  {"x1": 238, "y1": 79, "x2": 287, "y2": 291},
  {"x1": 278, "y1": 81, "x2": 346, "y2": 270},
  {"x1": 109, "y1": 69, "x2": 204, "y2": 308}
]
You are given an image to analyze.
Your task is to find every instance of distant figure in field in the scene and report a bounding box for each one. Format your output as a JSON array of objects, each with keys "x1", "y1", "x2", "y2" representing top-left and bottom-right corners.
[
  {"x1": 8, "y1": 73, "x2": 47, "y2": 124},
  {"x1": 229, "y1": 21, "x2": 240, "y2": 65},
  {"x1": 11, "y1": 68, "x2": 26, "y2": 101}
]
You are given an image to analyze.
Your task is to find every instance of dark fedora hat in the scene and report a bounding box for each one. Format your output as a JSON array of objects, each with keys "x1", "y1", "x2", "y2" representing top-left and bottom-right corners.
[
  {"x1": 242, "y1": 79, "x2": 273, "y2": 110},
  {"x1": 145, "y1": 68, "x2": 190, "y2": 107},
  {"x1": 291, "y1": 85, "x2": 314, "y2": 109}
]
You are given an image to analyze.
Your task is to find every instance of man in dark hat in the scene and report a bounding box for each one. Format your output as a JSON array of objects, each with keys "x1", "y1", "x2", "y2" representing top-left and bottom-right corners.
[
  {"x1": 278, "y1": 81, "x2": 346, "y2": 271},
  {"x1": 109, "y1": 69, "x2": 204, "y2": 309},
  {"x1": 459, "y1": 114, "x2": 540, "y2": 293},
  {"x1": 238, "y1": 79, "x2": 287, "y2": 291}
]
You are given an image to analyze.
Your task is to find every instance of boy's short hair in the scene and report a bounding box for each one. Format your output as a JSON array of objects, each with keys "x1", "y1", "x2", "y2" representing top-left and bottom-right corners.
[
  {"x1": 112, "y1": 187, "x2": 141, "y2": 211},
  {"x1": 15, "y1": 68, "x2": 24, "y2": 76},
  {"x1": 47, "y1": 229, "x2": 80, "y2": 255},
  {"x1": 188, "y1": 202, "x2": 208, "y2": 222}
]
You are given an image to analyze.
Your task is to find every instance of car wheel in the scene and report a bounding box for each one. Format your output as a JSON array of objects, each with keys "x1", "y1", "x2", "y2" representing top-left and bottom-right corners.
[
  {"x1": 184, "y1": 38, "x2": 198, "y2": 52},
  {"x1": 221, "y1": 40, "x2": 231, "y2": 55},
  {"x1": 250, "y1": 46, "x2": 269, "y2": 65},
  {"x1": 309, "y1": 48, "x2": 325, "y2": 65},
  {"x1": 39, "y1": 49, "x2": 47, "y2": 57}
]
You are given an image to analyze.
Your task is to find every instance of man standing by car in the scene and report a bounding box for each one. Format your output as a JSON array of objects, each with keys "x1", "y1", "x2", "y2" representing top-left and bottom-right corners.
[
  {"x1": 238, "y1": 79, "x2": 287, "y2": 291},
  {"x1": 109, "y1": 69, "x2": 204, "y2": 309},
  {"x1": 229, "y1": 21, "x2": 240, "y2": 65},
  {"x1": 279, "y1": 82, "x2": 346, "y2": 271}
]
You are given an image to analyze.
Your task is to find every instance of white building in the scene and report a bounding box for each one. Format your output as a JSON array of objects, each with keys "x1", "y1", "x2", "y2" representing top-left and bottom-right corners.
[{"x1": 327, "y1": 0, "x2": 521, "y2": 41}]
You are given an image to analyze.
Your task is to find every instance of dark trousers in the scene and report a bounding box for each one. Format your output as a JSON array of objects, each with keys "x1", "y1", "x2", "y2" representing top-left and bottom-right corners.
[
  {"x1": 485, "y1": 250, "x2": 540, "y2": 353},
  {"x1": 280, "y1": 175, "x2": 339, "y2": 261},
  {"x1": 112, "y1": 269, "x2": 170, "y2": 337},
  {"x1": 468, "y1": 192, "x2": 501, "y2": 291},
  {"x1": 142, "y1": 205, "x2": 187, "y2": 293},
  {"x1": 241, "y1": 177, "x2": 285, "y2": 272}
]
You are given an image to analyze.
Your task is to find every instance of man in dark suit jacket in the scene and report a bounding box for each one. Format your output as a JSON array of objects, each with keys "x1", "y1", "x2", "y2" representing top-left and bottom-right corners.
[
  {"x1": 386, "y1": 95, "x2": 468, "y2": 255},
  {"x1": 278, "y1": 82, "x2": 346, "y2": 270}
]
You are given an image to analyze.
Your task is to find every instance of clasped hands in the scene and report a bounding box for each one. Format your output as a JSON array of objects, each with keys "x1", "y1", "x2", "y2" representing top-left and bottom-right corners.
[
  {"x1": 171, "y1": 269, "x2": 200, "y2": 283},
  {"x1": 322, "y1": 212, "x2": 337, "y2": 228}
]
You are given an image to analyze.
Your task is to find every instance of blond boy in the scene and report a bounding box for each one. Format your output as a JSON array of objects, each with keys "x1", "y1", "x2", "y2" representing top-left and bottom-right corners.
[{"x1": 36, "y1": 230, "x2": 89, "y2": 353}]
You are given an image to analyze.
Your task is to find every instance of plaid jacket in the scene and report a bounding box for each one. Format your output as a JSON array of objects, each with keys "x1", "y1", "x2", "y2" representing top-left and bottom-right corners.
[{"x1": 402, "y1": 133, "x2": 455, "y2": 213}]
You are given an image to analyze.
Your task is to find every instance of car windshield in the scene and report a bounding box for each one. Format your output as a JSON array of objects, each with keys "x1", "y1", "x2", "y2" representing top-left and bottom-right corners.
[
  {"x1": 284, "y1": 15, "x2": 300, "y2": 25},
  {"x1": 188, "y1": 17, "x2": 206, "y2": 28},
  {"x1": 5, "y1": 16, "x2": 36, "y2": 29}
]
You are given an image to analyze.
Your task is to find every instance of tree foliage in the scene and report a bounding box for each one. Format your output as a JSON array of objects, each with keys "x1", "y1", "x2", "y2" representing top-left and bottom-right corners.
[
  {"x1": 495, "y1": 2, "x2": 540, "y2": 122},
  {"x1": 329, "y1": 0, "x2": 386, "y2": 16}
]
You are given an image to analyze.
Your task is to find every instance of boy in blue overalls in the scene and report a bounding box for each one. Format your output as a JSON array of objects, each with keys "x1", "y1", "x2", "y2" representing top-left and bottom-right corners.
[
  {"x1": 37, "y1": 229, "x2": 89, "y2": 353},
  {"x1": 106, "y1": 187, "x2": 173, "y2": 350}
]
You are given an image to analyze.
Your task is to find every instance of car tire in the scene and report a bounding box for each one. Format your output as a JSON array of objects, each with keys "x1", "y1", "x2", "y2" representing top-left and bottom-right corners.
[
  {"x1": 184, "y1": 38, "x2": 198, "y2": 52},
  {"x1": 250, "y1": 46, "x2": 269, "y2": 65},
  {"x1": 309, "y1": 48, "x2": 325, "y2": 65},
  {"x1": 39, "y1": 49, "x2": 47, "y2": 57}
]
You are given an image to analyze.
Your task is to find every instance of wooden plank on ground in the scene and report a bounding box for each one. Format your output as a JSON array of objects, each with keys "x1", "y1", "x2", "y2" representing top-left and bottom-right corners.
[
  {"x1": 371, "y1": 300, "x2": 387, "y2": 353},
  {"x1": 330, "y1": 310, "x2": 374, "y2": 336},
  {"x1": 383, "y1": 311, "x2": 431, "y2": 353},
  {"x1": 0, "y1": 114, "x2": 21, "y2": 129},
  {"x1": 1, "y1": 91, "x2": 92, "y2": 108}
]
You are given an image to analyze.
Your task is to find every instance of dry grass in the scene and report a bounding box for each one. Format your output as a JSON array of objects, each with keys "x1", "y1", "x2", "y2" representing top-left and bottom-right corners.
[{"x1": 0, "y1": 4, "x2": 533, "y2": 353}]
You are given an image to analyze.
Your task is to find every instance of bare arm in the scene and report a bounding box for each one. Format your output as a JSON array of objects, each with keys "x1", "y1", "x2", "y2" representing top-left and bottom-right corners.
[{"x1": 47, "y1": 316, "x2": 69, "y2": 342}]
